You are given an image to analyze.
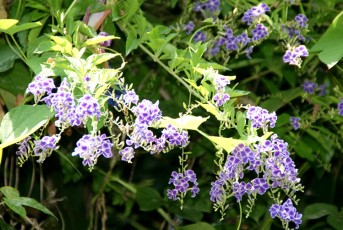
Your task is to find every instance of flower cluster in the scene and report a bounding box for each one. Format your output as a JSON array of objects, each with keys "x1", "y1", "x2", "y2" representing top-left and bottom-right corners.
[
  {"x1": 193, "y1": 0, "x2": 220, "y2": 14},
  {"x1": 16, "y1": 137, "x2": 32, "y2": 165},
  {"x1": 118, "y1": 94, "x2": 189, "y2": 163},
  {"x1": 210, "y1": 135, "x2": 302, "y2": 223},
  {"x1": 252, "y1": 23, "x2": 269, "y2": 42},
  {"x1": 246, "y1": 106, "x2": 277, "y2": 129},
  {"x1": 167, "y1": 170, "x2": 200, "y2": 200},
  {"x1": 302, "y1": 80, "x2": 328, "y2": 96},
  {"x1": 290, "y1": 116, "x2": 301, "y2": 130},
  {"x1": 212, "y1": 74, "x2": 230, "y2": 106},
  {"x1": 43, "y1": 79, "x2": 102, "y2": 128},
  {"x1": 282, "y1": 14, "x2": 308, "y2": 42},
  {"x1": 242, "y1": 3, "x2": 270, "y2": 25},
  {"x1": 283, "y1": 45, "x2": 309, "y2": 67},
  {"x1": 193, "y1": 31, "x2": 207, "y2": 43},
  {"x1": 26, "y1": 75, "x2": 56, "y2": 103},
  {"x1": 269, "y1": 199, "x2": 302, "y2": 229},
  {"x1": 33, "y1": 135, "x2": 59, "y2": 163},
  {"x1": 294, "y1": 14, "x2": 308, "y2": 28},
  {"x1": 183, "y1": 21, "x2": 195, "y2": 34},
  {"x1": 72, "y1": 134, "x2": 113, "y2": 169},
  {"x1": 338, "y1": 99, "x2": 343, "y2": 116}
]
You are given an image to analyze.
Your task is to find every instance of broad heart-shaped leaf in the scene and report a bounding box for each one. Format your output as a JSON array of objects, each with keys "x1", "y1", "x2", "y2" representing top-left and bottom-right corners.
[
  {"x1": 303, "y1": 203, "x2": 338, "y2": 220},
  {"x1": 155, "y1": 115, "x2": 209, "y2": 130},
  {"x1": 0, "y1": 186, "x2": 20, "y2": 199},
  {"x1": 177, "y1": 222, "x2": 215, "y2": 230},
  {"x1": 136, "y1": 187, "x2": 164, "y2": 211},
  {"x1": 0, "y1": 105, "x2": 53, "y2": 163},
  {"x1": 0, "y1": 19, "x2": 42, "y2": 35},
  {"x1": 311, "y1": 11, "x2": 343, "y2": 69}
]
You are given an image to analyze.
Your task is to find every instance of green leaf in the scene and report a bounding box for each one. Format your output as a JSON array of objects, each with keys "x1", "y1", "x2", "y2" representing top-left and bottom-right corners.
[
  {"x1": 205, "y1": 134, "x2": 247, "y2": 153},
  {"x1": 303, "y1": 203, "x2": 338, "y2": 220},
  {"x1": 11, "y1": 197, "x2": 57, "y2": 219},
  {"x1": 178, "y1": 222, "x2": 215, "y2": 230},
  {"x1": 82, "y1": 35, "x2": 118, "y2": 47},
  {"x1": 0, "y1": 217, "x2": 15, "y2": 230},
  {"x1": 0, "y1": 61, "x2": 31, "y2": 95},
  {"x1": 0, "y1": 186, "x2": 20, "y2": 198},
  {"x1": 0, "y1": 43, "x2": 19, "y2": 72},
  {"x1": 126, "y1": 30, "x2": 140, "y2": 55},
  {"x1": 3, "y1": 197, "x2": 26, "y2": 218},
  {"x1": 0, "y1": 19, "x2": 42, "y2": 35},
  {"x1": 0, "y1": 105, "x2": 53, "y2": 153},
  {"x1": 156, "y1": 115, "x2": 209, "y2": 130},
  {"x1": 260, "y1": 88, "x2": 303, "y2": 111},
  {"x1": 87, "y1": 53, "x2": 117, "y2": 66},
  {"x1": 311, "y1": 11, "x2": 343, "y2": 69},
  {"x1": 327, "y1": 210, "x2": 343, "y2": 230},
  {"x1": 136, "y1": 187, "x2": 164, "y2": 211},
  {"x1": 122, "y1": 0, "x2": 140, "y2": 22}
]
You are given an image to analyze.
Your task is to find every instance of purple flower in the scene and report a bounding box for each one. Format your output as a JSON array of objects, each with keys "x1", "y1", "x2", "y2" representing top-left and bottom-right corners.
[
  {"x1": 269, "y1": 199, "x2": 302, "y2": 229},
  {"x1": 183, "y1": 21, "x2": 195, "y2": 34},
  {"x1": 209, "y1": 178, "x2": 225, "y2": 202},
  {"x1": 246, "y1": 106, "x2": 277, "y2": 129},
  {"x1": 295, "y1": 14, "x2": 308, "y2": 28},
  {"x1": 318, "y1": 84, "x2": 328, "y2": 96},
  {"x1": 132, "y1": 99, "x2": 162, "y2": 128},
  {"x1": 303, "y1": 80, "x2": 317, "y2": 94},
  {"x1": 76, "y1": 94, "x2": 101, "y2": 124},
  {"x1": 213, "y1": 92, "x2": 230, "y2": 106},
  {"x1": 251, "y1": 178, "x2": 269, "y2": 195},
  {"x1": 167, "y1": 170, "x2": 200, "y2": 200},
  {"x1": 98, "y1": 31, "x2": 112, "y2": 47},
  {"x1": 244, "y1": 46, "x2": 254, "y2": 59},
  {"x1": 42, "y1": 79, "x2": 79, "y2": 128},
  {"x1": 283, "y1": 45, "x2": 308, "y2": 67},
  {"x1": 252, "y1": 23, "x2": 269, "y2": 42},
  {"x1": 33, "y1": 135, "x2": 59, "y2": 163},
  {"x1": 119, "y1": 146, "x2": 135, "y2": 163},
  {"x1": 72, "y1": 134, "x2": 113, "y2": 169},
  {"x1": 204, "y1": 0, "x2": 220, "y2": 12},
  {"x1": 290, "y1": 116, "x2": 301, "y2": 130},
  {"x1": 193, "y1": 31, "x2": 207, "y2": 43},
  {"x1": 236, "y1": 32, "x2": 251, "y2": 46},
  {"x1": 26, "y1": 76, "x2": 56, "y2": 103},
  {"x1": 161, "y1": 124, "x2": 189, "y2": 148},
  {"x1": 214, "y1": 75, "x2": 230, "y2": 90},
  {"x1": 242, "y1": 3, "x2": 270, "y2": 25},
  {"x1": 338, "y1": 99, "x2": 343, "y2": 116},
  {"x1": 123, "y1": 90, "x2": 139, "y2": 105},
  {"x1": 16, "y1": 137, "x2": 31, "y2": 161}
]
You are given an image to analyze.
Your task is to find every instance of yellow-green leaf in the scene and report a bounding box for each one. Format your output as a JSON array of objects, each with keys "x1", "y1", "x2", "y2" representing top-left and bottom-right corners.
[
  {"x1": 156, "y1": 115, "x2": 209, "y2": 130},
  {"x1": 82, "y1": 35, "x2": 118, "y2": 47}
]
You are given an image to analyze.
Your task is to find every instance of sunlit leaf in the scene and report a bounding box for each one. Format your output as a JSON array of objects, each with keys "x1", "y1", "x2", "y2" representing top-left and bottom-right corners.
[{"x1": 156, "y1": 115, "x2": 209, "y2": 130}]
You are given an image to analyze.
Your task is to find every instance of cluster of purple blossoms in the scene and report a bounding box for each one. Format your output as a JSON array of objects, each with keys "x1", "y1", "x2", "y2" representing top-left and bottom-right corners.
[
  {"x1": 302, "y1": 80, "x2": 328, "y2": 96},
  {"x1": 98, "y1": 31, "x2": 112, "y2": 47},
  {"x1": 123, "y1": 90, "x2": 139, "y2": 105},
  {"x1": 290, "y1": 116, "x2": 301, "y2": 130},
  {"x1": 33, "y1": 135, "x2": 59, "y2": 163},
  {"x1": 269, "y1": 199, "x2": 302, "y2": 229},
  {"x1": 119, "y1": 98, "x2": 189, "y2": 163},
  {"x1": 294, "y1": 14, "x2": 308, "y2": 28},
  {"x1": 252, "y1": 23, "x2": 269, "y2": 42},
  {"x1": 193, "y1": 0, "x2": 220, "y2": 13},
  {"x1": 26, "y1": 75, "x2": 56, "y2": 103},
  {"x1": 43, "y1": 79, "x2": 101, "y2": 128},
  {"x1": 242, "y1": 3, "x2": 270, "y2": 25},
  {"x1": 338, "y1": 100, "x2": 343, "y2": 116},
  {"x1": 283, "y1": 45, "x2": 309, "y2": 67},
  {"x1": 16, "y1": 137, "x2": 31, "y2": 163},
  {"x1": 212, "y1": 75, "x2": 230, "y2": 106},
  {"x1": 72, "y1": 134, "x2": 113, "y2": 169},
  {"x1": 167, "y1": 170, "x2": 200, "y2": 200},
  {"x1": 193, "y1": 31, "x2": 207, "y2": 43},
  {"x1": 302, "y1": 80, "x2": 318, "y2": 94},
  {"x1": 183, "y1": 21, "x2": 195, "y2": 35},
  {"x1": 246, "y1": 106, "x2": 277, "y2": 129}
]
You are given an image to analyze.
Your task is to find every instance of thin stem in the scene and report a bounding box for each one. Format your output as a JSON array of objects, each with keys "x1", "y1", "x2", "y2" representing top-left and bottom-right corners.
[
  {"x1": 237, "y1": 202, "x2": 242, "y2": 230},
  {"x1": 157, "y1": 208, "x2": 174, "y2": 227},
  {"x1": 138, "y1": 44, "x2": 204, "y2": 101},
  {"x1": 15, "y1": 0, "x2": 23, "y2": 19},
  {"x1": 62, "y1": 0, "x2": 79, "y2": 25},
  {"x1": 5, "y1": 35, "x2": 28, "y2": 65}
]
